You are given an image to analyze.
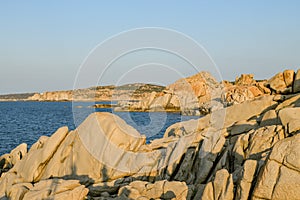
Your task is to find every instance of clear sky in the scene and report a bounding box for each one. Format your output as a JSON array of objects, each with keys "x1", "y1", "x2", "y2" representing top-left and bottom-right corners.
[{"x1": 0, "y1": 1, "x2": 299, "y2": 94}]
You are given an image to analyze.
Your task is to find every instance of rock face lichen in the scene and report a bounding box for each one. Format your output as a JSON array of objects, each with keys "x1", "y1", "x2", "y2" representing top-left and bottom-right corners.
[{"x1": 1, "y1": 69, "x2": 300, "y2": 200}]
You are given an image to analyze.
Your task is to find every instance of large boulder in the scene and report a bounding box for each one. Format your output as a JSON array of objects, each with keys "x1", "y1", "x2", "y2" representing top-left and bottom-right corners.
[
  {"x1": 293, "y1": 69, "x2": 300, "y2": 93},
  {"x1": 283, "y1": 69, "x2": 295, "y2": 87},
  {"x1": 167, "y1": 71, "x2": 220, "y2": 101},
  {"x1": 166, "y1": 71, "x2": 222, "y2": 115},
  {"x1": 235, "y1": 74, "x2": 256, "y2": 86},
  {"x1": 40, "y1": 112, "x2": 154, "y2": 183},
  {"x1": 266, "y1": 72, "x2": 289, "y2": 94},
  {"x1": 278, "y1": 107, "x2": 300, "y2": 134},
  {"x1": 264, "y1": 69, "x2": 298, "y2": 95},
  {"x1": 253, "y1": 134, "x2": 300, "y2": 199},
  {"x1": 201, "y1": 169, "x2": 234, "y2": 200},
  {"x1": 13, "y1": 127, "x2": 69, "y2": 183},
  {"x1": 260, "y1": 109, "x2": 280, "y2": 126},
  {"x1": 0, "y1": 127, "x2": 69, "y2": 196},
  {"x1": 0, "y1": 143, "x2": 27, "y2": 174},
  {"x1": 235, "y1": 160, "x2": 258, "y2": 200}
]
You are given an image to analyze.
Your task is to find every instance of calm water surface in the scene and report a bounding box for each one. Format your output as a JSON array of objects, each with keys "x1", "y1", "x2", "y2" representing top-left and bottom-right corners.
[{"x1": 0, "y1": 101, "x2": 198, "y2": 155}]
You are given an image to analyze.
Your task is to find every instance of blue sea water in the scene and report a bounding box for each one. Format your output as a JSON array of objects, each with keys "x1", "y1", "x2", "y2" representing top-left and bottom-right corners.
[{"x1": 0, "y1": 101, "x2": 198, "y2": 155}]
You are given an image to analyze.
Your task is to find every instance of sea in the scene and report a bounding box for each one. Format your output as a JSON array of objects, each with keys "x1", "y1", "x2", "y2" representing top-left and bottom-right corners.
[{"x1": 0, "y1": 101, "x2": 198, "y2": 155}]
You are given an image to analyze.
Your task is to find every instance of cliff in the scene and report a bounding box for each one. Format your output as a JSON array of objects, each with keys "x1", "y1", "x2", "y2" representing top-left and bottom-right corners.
[{"x1": 0, "y1": 69, "x2": 300, "y2": 199}]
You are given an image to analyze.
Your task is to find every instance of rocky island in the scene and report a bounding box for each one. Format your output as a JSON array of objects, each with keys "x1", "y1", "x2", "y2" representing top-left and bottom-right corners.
[{"x1": 0, "y1": 69, "x2": 300, "y2": 199}]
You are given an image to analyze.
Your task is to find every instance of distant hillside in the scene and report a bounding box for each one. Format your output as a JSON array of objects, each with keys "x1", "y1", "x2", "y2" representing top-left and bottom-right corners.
[
  {"x1": 0, "y1": 83, "x2": 165, "y2": 102},
  {"x1": 0, "y1": 93, "x2": 35, "y2": 101}
]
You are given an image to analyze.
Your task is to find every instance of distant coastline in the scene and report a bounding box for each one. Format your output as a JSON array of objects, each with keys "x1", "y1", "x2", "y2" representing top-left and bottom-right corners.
[
  {"x1": 0, "y1": 93, "x2": 35, "y2": 102},
  {"x1": 0, "y1": 83, "x2": 165, "y2": 102}
]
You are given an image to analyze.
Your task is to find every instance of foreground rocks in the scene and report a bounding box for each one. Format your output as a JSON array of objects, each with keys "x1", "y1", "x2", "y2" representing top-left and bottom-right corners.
[{"x1": 0, "y1": 70, "x2": 300, "y2": 199}]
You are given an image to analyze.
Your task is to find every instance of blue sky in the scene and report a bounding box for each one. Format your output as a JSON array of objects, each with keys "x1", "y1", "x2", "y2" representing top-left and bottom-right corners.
[{"x1": 0, "y1": 1, "x2": 299, "y2": 94}]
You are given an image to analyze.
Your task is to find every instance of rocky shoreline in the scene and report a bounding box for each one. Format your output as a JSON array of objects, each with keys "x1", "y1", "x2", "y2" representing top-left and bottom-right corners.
[
  {"x1": 0, "y1": 69, "x2": 300, "y2": 199},
  {"x1": 2, "y1": 70, "x2": 299, "y2": 117},
  {"x1": 0, "y1": 84, "x2": 165, "y2": 103},
  {"x1": 114, "y1": 70, "x2": 300, "y2": 116}
]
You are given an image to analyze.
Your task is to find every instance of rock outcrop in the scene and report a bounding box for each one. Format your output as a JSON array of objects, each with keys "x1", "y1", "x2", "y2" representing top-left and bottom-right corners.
[
  {"x1": 222, "y1": 74, "x2": 270, "y2": 105},
  {"x1": 115, "y1": 69, "x2": 300, "y2": 115},
  {"x1": 115, "y1": 71, "x2": 223, "y2": 115},
  {"x1": 1, "y1": 70, "x2": 300, "y2": 199}
]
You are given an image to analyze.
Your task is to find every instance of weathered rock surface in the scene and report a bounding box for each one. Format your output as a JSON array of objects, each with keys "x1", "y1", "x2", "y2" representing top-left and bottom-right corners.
[
  {"x1": 1, "y1": 70, "x2": 300, "y2": 199},
  {"x1": 22, "y1": 179, "x2": 88, "y2": 200},
  {"x1": 293, "y1": 69, "x2": 300, "y2": 93},
  {"x1": 235, "y1": 74, "x2": 256, "y2": 86},
  {"x1": 118, "y1": 180, "x2": 188, "y2": 199},
  {"x1": 283, "y1": 69, "x2": 295, "y2": 87},
  {"x1": 253, "y1": 134, "x2": 300, "y2": 200},
  {"x1": 266, "y1": 72, "x2": 288, "y2": 93},
  {"x1": 224, "y1": 69, "x2": 299, "y2": 106},
  {"x1": 279, "y1": 107, "x2": 300, "y2": 134},
  {"x1": 235, "y1": 159, "x2": 257, "y2": 200},
  {"x1": 115, "y1": 71, "x2": 223, "y2": 115},
  {"x1": 222, "y1": 74, "x2": 269, "y2": 105},
  {"x1": 201, "y1": 169, "x2": 234, "y2": 200},
  {"x1": 0, "y1": 143, "x2": 27, "y2": 175}
]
